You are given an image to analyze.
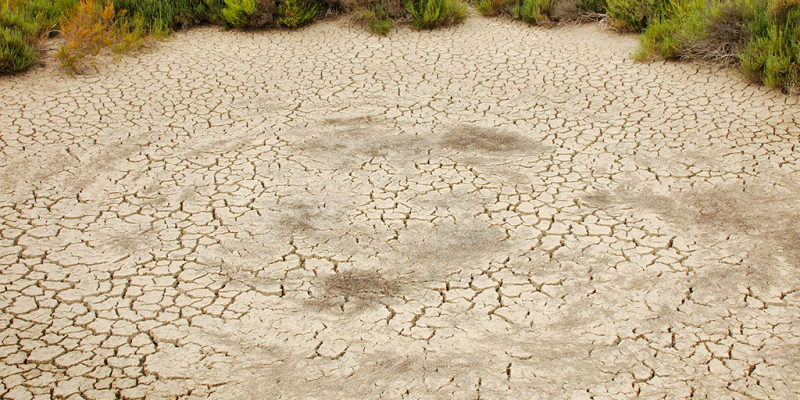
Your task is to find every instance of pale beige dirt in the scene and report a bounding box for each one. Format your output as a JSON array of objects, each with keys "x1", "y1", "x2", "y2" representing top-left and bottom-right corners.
[{"x1": 1, "y1": 15, "x2": 800, "y2": 400}]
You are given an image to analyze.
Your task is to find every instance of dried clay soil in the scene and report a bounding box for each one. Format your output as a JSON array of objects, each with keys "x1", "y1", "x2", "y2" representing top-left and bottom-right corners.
[{"x1": 1, "y1": 15, "x2": 800, "y2": 400}]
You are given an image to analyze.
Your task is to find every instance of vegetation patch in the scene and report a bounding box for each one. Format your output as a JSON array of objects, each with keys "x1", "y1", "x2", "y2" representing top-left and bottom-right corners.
[
  {"x1": 110, "y1": 0, "x2": 225, "y2": 32},
  {"x1": 1, "y1": 0, "x2": 78, "y2": 72},
  {"x1": 1, "y1": 7, "x2": 37, "y2": 72},
  {"x1": 358, "y1": 5, "x2": 392, "y2": 34},
  {"x1": 606, "y1": 0, "x2": 670, "y2": 32},
  {"x1": 221, "y1": 0, "x2": 277, "y2": 27},
  {"x1": 475, "y1": 0, "x2": 513, "y2": 16},
  {"x1": 55, "y1": 0, "x2": 150, "y2": 73},
  {"x1": 404, "y1": 0, "x2": 468, "y2": 29},
  {"x1": 740, "y1": 0, "x2": 800, "y2": 92},
  {"x1": 634, "y1": 0, "x2": 800, "y2": 93},
  {"x1": 278, "y1": 0, "x2": 319, "y2": 27},
  {"x1": 2, "y1": 0, "x2": 800, "y2": 93},
  {"x1": 475, "y1": 0, "x2": 604, "y2": 25}
]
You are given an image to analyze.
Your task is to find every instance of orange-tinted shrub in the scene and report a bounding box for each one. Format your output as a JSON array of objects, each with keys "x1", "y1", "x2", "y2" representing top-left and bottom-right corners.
[{"x1": 55, "y1": 0, "x2": 149, "y2": 73}]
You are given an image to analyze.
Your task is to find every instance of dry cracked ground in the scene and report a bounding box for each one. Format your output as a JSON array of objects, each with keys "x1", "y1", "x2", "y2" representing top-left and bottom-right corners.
[{"x1": 1, "y1": 14, "x2": 800, "y2": 400}]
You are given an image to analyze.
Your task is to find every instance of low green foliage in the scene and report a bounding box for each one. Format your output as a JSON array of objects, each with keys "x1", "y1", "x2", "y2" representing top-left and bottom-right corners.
[
  {"x1": 577, "y1": 0, "x2": 606, "y2": 13},
  {"x1": 404, "y1": 0, "x2": 468, "y2": 29},
  {"x1": 0, "y1": 25, "x2": 36, "y2": 72},
  {"x1": 606, "y1": 0, "x2": 670, "y2": 31},
  {"x1": 222, "y1": 0, "x2": 256, "y2": 26},
  {"x1": 635, "y1": 0, "x2": 702, "y2": 58},
  {"x1": 221, "y1": 0, "x2": 278, "y2": 28},
  {"x1": 478, "y1": 0, "x2": 601, "y2": 24},
  {"x1": 111, "y1": 0, "x2": 225, "y2": 32},
  {"x1": 475, "y1": 0, "x2": 512, "y2": 15},
  {"x1": 360, "y1": 5, "x2": 392, "y2": 34},
  {"x1": 739, "y1": 0, "x2": 800, "y2": 90},
  {"x1": 607, "y1": 0, "x2": 647, "y2": 31},
  {"x1": 0, "y1": 0, "x2": 78, "y2": 72},
  {"x1": 12, "y1": 0, "x2": 79, "y2": 35},
  {"x1": 634, "y1": 0, "x2": 800, "y2": 92},
  {"x1": 512, "y1": 0, "x2": 553, "y2": 23},
  {"x1": 3, "y1": 0, "x2": 800, "y2": 93},
  {"x1": 278, "y1": 0, "x2": 318, "y2": 27}
]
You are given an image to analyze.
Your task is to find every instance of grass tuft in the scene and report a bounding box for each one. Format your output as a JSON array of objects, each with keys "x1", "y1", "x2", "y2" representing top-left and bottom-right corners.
[
  {"x1": 512, "y1": 0, "x2": 554, "y2": 24},
  {"x1": 221, "y1": 0, "x2": 279, "y2": 28},
  {"x1": 0, "y1": 26, "x2": 36, "y2": 72},
  {"x1": 359, "y1": 5, "x2": 392, "y2": 34},
  {"x1": 475, "y1": 0, "x2": 512, "y2": 16},
  {"x1": 278, "y1": 0, "x2": 318, "y2": 27},
  {"x1": 111, "y1": 0, "x2": 225, "y2": 32},
  {"x1": 404, "y1": 0, "x2": 468, "y2": 29},
  {"x1": 222, "y1": 0, "x2": 256, "y2": 27}
]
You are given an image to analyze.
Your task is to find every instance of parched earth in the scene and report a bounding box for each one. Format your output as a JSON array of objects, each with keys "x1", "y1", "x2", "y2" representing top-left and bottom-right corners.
[{"x1": 1, "y1": 14, "x2": 800, "y2": 400}]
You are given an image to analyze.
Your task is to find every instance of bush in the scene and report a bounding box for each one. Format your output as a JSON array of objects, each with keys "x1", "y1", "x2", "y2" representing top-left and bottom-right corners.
[
  {"x1": 221, "y1": 0, "x2": 278, "y2": 28},
  {"x1": 0, "y1": 0, "x2": 79, "y2": 73},
  {"x1": 512, "y1": 0, "x2": 553, "y2": 23},
  {"x1": 278, "y1": 0, "x2": 319, "y2": 27},
  {"x1": 740, "y1": 0, "x2": 800, "y2": 91},
  {"x1": 55, "y1": 0, "x2": 150, "y2": 73},
  {"x1": 477, "y1": 0, "x2": 602, "y2": 24},
  {"x1": 577, "y1": 0, "x2": 606, "y2": 13},
  {"x1": 550, "y1": 0, "x2": 606, "y2": 21},
  {"x1": 607, "y1": 0, "x2": 670, "y2": 31},
  {"x1": 633, "y1": 0, "x2": 800, "y2": 92},
  {"x1": 635, "y1": 0, "x2": 704, "y2": 59},
  {"x1": 475, "y1": 0, "x2": 513, "y2": 15},
  {"x1": 111, "y1": 0, "x2": 225, "y2": 32},
  {"x1": 222, "y1": 0, "x2": 256, "y2": 26},
  {"x1": 359, "y1": 5, "x2": 392, "y2": 34},
  {"x1": 682, "y1": 0, "x2": 752, "y2": 64},
  {"x1": 404, "y1": 0, "x2": 468, "y2": 28},
  {"x1": 0, "y1": 26, "x2": 36, "y2": 72},
  {"x1": 249, "y1": 0, "x2": 278, "y2": 25},
  {"x1": 12, "y1": 0, "x2": 79, "y2": 35}
]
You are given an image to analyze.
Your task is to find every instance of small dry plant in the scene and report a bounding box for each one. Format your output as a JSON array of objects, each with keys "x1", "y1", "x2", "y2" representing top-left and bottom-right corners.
[{"x1": 55, "y1": 0, "x2": 150, "y2": 73}]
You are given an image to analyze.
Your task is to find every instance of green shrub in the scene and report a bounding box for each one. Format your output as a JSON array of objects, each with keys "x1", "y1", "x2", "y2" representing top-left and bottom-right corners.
[
  {"x1": 359, "y1": 5, "x2": 392, "y2": 34},
  {"x1": 0, "y1": 2, "x2": 41, "y2": 72},
  {"x1": 607, "y1": 0, "x2": 670, "y2": 31},
  {"x1": 404, "y1": 0, "x2": 468, "y2": 29},
  {"x1": 681, "y1": 0, "x2": 752, "y2": 64},
  {"x1": 577, "y1": 0, "x2": 606, "y2": 13},
  {"x1": 11, "y1": 0, "x2": 78, "y2": 36},
  {"x1": 633, "y1": 0, "x2": 800, "y2": 92},
  {"x1": 222, "y1": 0, "x2": 256, "y2": 26},
  {"x1": 512, "y1": 0, "x2": 553, "y2": 24},
  {"x1": 740, "y1": 0, "x2": 800, "y2": 90},
  {"x1": 475, "y1": 0, "x2": 512, "y2": 15},
  {"x1": 221, "y1": 0, "x2": 276, "y2": 27},
  {"x1": 0, "y1": 26, "x2": 36, "y2": 72},
  {"x1": 479, "y1": 0, "x2": 601, "y2": 21},
  {"x1": 550, "y1": 0, "x2": 606, "y2": 21},
  {"x1": 111, "y1": 0, "x2": 225, "y2": 32},
  {"x1": 606, "y1": 0, "x2": 648, "y2": 31},
  {"x1": 635, "y1": 0, "x2": 704, "y2": 59},
  {"x1": 278, "y1": 0, "x2": 318, "y2": 27}
]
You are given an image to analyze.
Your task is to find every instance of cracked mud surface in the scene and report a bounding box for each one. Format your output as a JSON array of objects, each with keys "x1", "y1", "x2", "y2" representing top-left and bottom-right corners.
[{"x1": 2, "y1": 15, "x2": 800, "y2": 400}]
